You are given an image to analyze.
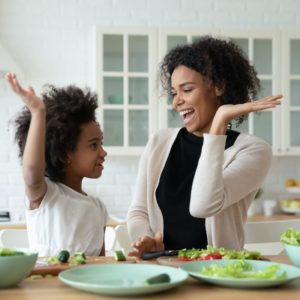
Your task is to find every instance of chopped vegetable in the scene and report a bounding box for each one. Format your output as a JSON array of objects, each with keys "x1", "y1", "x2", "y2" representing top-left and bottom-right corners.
[
  {"x1": 145, "y1": 273, "x2": 171, "y2": 285},
  {"x1": 200, "y1": 260, "x2": 287, "y2": 280},
  {"x1": 48, "y1": 256, "x2": 59, "y2": 265},
  {"x1": 70, "y1": 252, "x2": 86, "y2": 265},
  {"x1": 280, "y1": 228, "x2": 300, "y2": 246},
  {"x1": 57, "y1": 250, "x2": 70, "y2": 263},
  {"x1": 0, "y1": 248, "x2": 25, "y2": 256},
  {"x1": 48, "y1": 250, "x2": 86, "y2": 265},
  {"x1": 114, "y1": 250, "x2": 126, "y2": 261},
  {"x1": 178, "y1": 245, "x2": 261, "y2": 261}
]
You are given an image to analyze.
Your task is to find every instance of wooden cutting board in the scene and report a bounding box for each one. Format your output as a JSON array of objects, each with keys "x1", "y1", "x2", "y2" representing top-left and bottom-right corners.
[
  {"x1": 156, "y1": 256, "x2": 183, "y2": 268},
  {"x1": 31, "y1": 256, "x2": 136, "y2": 276}
]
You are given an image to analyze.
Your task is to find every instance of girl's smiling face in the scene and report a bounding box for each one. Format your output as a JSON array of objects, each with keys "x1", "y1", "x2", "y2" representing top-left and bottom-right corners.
[
  {"x1": 171, "y1": 65, "x2": 220, "y2": 136},
  {"x1": 66, "y1": 121, "x2": 107, "y2": 182}
]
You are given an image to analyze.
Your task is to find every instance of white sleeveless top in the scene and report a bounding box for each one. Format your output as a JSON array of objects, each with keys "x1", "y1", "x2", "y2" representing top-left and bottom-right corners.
[{"x1": 26, "y1": 178, "x2": 108, "y2": 257}]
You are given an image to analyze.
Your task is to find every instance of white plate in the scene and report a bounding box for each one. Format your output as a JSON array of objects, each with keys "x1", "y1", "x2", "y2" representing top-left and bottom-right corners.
[
  {"x1": 180, "y1": 259, "x2": 300, "y2": 288},
  {"x1": 281, "y1": 207, "x2": 300, "y2": 214},
  {"x1": 286, "y1": 187, "x2": 300, "y2": 194},
  {"x1": 59, "y1": 263, "x2": 188, "y2": 296}
]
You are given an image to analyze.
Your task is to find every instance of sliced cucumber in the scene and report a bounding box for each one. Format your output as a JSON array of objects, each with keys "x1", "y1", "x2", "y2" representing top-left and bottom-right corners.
[
  {"x1": 145, "y1": 273, "x2": 171, "y2": 285},
  {"x1": 57, "y1": 250, "x2": 70, "y2": 263},
  {"x1": 114, "y1": 250, "x2": 126, "y2": 261}
]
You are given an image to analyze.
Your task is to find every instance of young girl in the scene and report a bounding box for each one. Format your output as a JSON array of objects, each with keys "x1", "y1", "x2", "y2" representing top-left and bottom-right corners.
[{"x1": 6, "y1": 73, "x2": 108, "y2": 257}]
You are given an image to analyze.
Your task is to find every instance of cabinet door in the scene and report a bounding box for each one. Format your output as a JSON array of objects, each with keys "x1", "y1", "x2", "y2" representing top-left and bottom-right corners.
[
  {"x1": 90, "y1": 27, "x2": 157, "y2": 155},
  {"x1": 225, "y1": 33, "x2": 281, "y2": 154},
  {"x1": 282, "y1": 35, "x2": 300, "y2": 155}
]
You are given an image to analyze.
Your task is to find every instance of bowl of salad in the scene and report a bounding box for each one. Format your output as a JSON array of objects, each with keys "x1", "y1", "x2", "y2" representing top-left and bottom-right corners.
[
  {"x1": 280, "y1": 228, "x2": 300, "y2": 267},
  {"x1": 0, "y1": 248, "x2": 38, "y2": 288}
]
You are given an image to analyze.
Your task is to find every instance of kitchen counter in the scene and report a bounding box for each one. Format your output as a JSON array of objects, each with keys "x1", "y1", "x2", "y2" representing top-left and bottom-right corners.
[
  {"x1": 1, "y1": 254, "x2": 299, "y2": 300},
  {"x1": 247, "y1": 213, "x2": 300, "y2": 222},
  {"x1": 1, "y1": 214, "x2": 298, "y2": 231}
]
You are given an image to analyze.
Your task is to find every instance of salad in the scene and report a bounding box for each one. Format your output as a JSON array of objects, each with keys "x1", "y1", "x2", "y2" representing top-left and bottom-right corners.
[
  {"x1": 280, "y1": 228, "x2": 300, "y2": 246},
  {"x1": 178, "y1": 245, "x2": 261, "y2": 261},
  {"x1": 0, "y1": 248, "x2": 26, "y2": 256},
  {"x1": 200, "y1": 260, "x2": 287, "y2": 280}
]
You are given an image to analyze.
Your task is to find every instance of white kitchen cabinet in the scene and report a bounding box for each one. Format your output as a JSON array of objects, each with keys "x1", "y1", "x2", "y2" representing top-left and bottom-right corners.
[
  {"x1": 89, "y1": 27, "x2": 158, "y2": 155},
  {"x1": 281, "y1": 33, "x2": 300, "y2": 155},
  {"x1": 90, "y1": 27, "x2": 300, "y2": 156}
]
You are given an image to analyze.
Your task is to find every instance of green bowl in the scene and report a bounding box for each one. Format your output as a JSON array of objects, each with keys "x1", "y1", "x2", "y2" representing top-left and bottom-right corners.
[
  {"x1": 284, "y1": 244, "x2": 300, "y2": 268},
  {"x1": 0, "y1": 249, "x2": 38, "y2": 288}
]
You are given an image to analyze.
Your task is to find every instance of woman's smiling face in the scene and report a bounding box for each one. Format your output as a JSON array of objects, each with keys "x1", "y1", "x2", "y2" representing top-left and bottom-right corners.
[{"x1": 171, "y1": 65, "x2": 220, "y2": 136}]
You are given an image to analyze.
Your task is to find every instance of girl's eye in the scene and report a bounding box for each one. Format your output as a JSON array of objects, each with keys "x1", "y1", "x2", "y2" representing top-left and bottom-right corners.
[
  {"x1": 90, "y1": 143, "x2": 98, "y2": 150},
  {"x1": 183, "y1": 88, "x2": 192, "y2": 93}
]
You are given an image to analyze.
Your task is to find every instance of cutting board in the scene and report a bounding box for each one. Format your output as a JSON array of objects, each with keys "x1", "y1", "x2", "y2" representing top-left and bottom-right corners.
[
  {"x1": 31, "y1": 256, "x2": 136, "y2": 276},
  {"x1": 157, "y1": 256, "x2": 183, "y2": 268}
]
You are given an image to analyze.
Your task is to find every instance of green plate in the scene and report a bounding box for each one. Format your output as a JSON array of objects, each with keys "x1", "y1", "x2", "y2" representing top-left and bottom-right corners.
[
  {"x1": 180, "y1": 259, "x2": 300, "y2": 288},
  {"x1": 59, "y1": 263, "x2": 188, "y2": 296}
]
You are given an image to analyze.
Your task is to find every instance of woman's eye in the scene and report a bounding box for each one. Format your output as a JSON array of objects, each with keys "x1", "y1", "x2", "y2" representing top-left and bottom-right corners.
[{"x1": 183, "y1": 88, "x2": 192, "y2": 93}]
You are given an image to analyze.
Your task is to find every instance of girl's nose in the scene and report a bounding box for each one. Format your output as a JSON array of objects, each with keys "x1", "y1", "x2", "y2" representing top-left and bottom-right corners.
[{"x1": 100, "y1": 146, "x2": 107, "y2": 158}]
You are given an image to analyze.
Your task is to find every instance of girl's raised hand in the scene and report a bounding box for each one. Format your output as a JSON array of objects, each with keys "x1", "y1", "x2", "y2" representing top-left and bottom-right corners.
[{"x1": 5, "y1": 72, "x2": 44, "y2": 113}]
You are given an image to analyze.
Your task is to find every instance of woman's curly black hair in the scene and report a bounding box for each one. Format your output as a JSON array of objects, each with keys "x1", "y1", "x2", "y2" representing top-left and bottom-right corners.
[
  {"x1": 14, "y1": 85, "x2": 98, "y2": 182},
  {"x1": 160, "y1": 36, "x2": 260, "y2": 125}
]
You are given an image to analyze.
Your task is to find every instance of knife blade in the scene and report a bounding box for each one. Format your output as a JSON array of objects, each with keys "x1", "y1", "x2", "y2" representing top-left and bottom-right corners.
[{"x1": 141, "y1": 250, "x2": 179, "y2": 260}]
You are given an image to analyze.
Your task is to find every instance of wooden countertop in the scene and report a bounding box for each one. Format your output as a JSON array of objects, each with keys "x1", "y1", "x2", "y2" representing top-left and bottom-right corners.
[
  {"x1": 1, "y1": 254, "x2": 299, "y2": 300},
  {"x1": 1, "y1": 213, "x2": 298, "y2": 231},
  {"x1": 247, "y1": 213, "x2": 300, "y2": 222}
]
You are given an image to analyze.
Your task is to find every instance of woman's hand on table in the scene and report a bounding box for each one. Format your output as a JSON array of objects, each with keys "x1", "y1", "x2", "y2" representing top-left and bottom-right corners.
[{"x1": 128, "y1": 232, "x2": 164, "y2": 258}]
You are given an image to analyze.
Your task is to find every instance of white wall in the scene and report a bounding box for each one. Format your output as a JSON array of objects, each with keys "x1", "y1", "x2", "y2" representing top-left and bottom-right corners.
[{"x1": 1, "y1": 0, "x2": 300, "y2": 222}]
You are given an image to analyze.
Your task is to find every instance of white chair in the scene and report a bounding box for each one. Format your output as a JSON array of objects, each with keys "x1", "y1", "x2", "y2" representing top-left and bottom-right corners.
[
  {"x1": 104, "y1": 226, "x2": 116, "y2": 256},
  {"x1": 244, "y1": 219, "x2": 300, "y2": 255},
  {"x1": 0, "y1": 229, "x2": 29, "y2": 248},
  {"x1": 114, "y1": 224, "x2": 132, "y2": 253}
]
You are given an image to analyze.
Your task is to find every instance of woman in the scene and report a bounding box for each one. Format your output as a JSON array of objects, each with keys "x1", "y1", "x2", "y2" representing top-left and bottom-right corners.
[{"x1": 127, "y1": 36, "x2": 282, "y2": 257}]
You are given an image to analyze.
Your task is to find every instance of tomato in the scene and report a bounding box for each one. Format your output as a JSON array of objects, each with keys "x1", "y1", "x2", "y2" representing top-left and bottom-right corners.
[
  {"x1": 202, "y1": 253, "x2": 223, "y2": 260},
  {"x1": 177, "y1": 256, "x2": 192, "y2": 261}
]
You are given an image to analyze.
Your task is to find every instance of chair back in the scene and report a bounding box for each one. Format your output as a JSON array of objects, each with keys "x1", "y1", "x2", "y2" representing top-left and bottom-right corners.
[
  {"x1": 114, "y1": 224, "x2": 132, "y2": 253},
  {"x1": 104, "y1": 226, "x2": 116, "y2": 255},
  {"x1": 244, "y1": 219, "x2": 300, "y2": 255},
  {"x1": 0, "y1": 229, "x2": 29, "y2": 248}
]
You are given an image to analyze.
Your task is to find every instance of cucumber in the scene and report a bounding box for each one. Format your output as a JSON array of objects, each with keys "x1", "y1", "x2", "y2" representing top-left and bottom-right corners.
[
  {"x1": 57, "y1": 250, "x2": 70, "y2": 263},
  {"x1": 145, "y1": 273, "x2": 171, "y2": 285},
  {"x1": 114, "y1": 250, "x2": 126, "y2": 261}
]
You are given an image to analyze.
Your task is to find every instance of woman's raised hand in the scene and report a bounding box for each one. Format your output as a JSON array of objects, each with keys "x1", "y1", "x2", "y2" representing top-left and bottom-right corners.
[
  {"x1": 210, "y1": 94, "x2": 283, "y2": 135},
  {"x1": 5, "y1": 72, "x2": 44, "y2": 113}
]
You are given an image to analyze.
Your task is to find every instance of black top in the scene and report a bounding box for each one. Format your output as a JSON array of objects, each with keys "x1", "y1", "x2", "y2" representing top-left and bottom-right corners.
[{"x1": 156, "y1": 128, "x2": 240, "y2": 250}]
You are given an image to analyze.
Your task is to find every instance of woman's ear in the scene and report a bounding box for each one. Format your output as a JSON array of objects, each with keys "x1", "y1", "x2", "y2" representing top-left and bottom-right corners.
[{"x1": 215, "y1": 87, "x2": 223, "y2": 97}]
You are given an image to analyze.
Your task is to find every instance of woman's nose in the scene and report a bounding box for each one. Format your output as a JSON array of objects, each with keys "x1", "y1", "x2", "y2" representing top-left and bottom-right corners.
[{"x1": 172, "y1": 93, "x2": 184, "y2": 110}]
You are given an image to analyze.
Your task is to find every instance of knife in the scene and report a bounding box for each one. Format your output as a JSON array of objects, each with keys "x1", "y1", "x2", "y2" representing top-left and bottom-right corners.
[{"x1": 141, "y1": 250, "x2": 179, "y2": 260}]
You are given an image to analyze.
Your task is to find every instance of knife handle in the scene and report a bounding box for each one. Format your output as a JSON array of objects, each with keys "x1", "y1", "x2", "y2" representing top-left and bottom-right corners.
[{"x1": 141, "y1": 251, "x2": 165, "y2": 260}]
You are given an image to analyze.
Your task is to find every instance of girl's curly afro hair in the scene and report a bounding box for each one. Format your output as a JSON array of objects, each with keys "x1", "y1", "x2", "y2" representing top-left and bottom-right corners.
[
  {"x1": 160, "y1": 35, "x2": 261, "y2": 124},
  {"x1": 14, "y1": 85, "x2": 98, "y2": 182}
]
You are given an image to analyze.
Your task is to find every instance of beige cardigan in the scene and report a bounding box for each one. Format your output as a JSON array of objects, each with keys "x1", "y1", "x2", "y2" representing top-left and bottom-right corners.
[{"x1": 127, "y1": 128, "x2": 272, "y2": 250}]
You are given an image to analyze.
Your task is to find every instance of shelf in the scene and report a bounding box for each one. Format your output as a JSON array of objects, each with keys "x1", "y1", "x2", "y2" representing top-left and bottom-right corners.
[{"x1": 285, "y1": 187, "x2": 300, "y2": 194}]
